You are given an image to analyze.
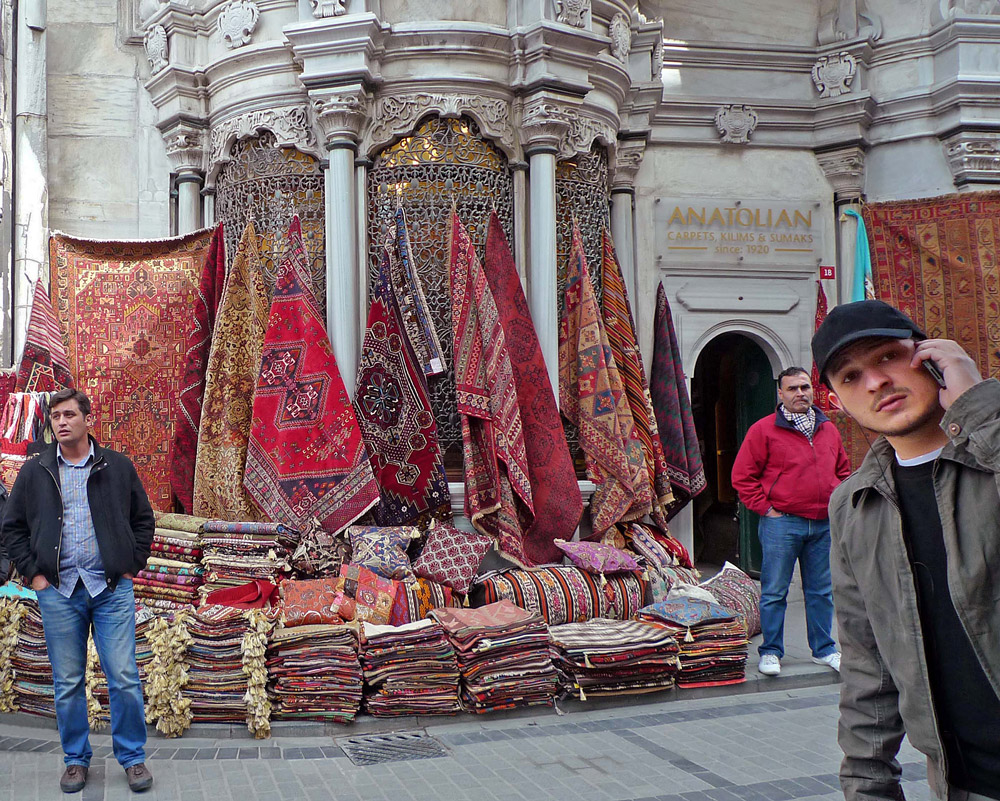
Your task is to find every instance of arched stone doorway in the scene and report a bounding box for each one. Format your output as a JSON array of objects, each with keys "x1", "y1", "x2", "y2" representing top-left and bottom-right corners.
[{"x1": 691, "y1": 332, "x2": 777, "y2": 576}]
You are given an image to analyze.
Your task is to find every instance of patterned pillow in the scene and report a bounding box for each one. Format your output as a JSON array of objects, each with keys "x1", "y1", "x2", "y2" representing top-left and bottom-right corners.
[
  {"x1": 389, "y1": 577, "x2": 459, "y2": 626},
  {"x1": 628, "y1": 524, "x2": 676, "y2": 570},
  {"x1": 412, "y1": 520, "x2": 493, "y2": 594},
  {"x1": 338, "y1": 564, "x2": 397, "y2": 625},
  {"x1": 700, "y1": 562, "x2": 761, "y2": 637},
  {"x1": 639, "y1": 597, "x2": 737, "y2": 627},
  {"x1": 346, "y1": 525, "x2": 420, "y2": 582},
  {"x1": 554, "y1": 539, "x2": 639, "y2": 574}
]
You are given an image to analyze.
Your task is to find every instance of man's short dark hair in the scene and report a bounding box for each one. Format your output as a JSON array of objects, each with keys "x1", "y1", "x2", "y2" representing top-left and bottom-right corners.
[
  {"x1": 49, "y1": 388, "x2": 92, "y2": 417},
  {"x1": 777, "y1": 367, "x2": 810, "y2": 388}
]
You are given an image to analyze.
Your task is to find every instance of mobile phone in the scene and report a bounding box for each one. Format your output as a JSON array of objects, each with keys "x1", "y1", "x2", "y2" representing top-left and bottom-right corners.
[{"x1": 924, "y1": 359, "x2": 946, "y2": 387}]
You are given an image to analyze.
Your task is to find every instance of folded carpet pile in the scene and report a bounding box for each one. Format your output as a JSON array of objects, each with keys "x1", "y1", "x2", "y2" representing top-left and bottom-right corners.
[
  {"x1": 11, "y1": 599, "x2": 54, "y2": 717},
  {"x1": 199, "y1": 521, "x2": 295, "y2": 599}
]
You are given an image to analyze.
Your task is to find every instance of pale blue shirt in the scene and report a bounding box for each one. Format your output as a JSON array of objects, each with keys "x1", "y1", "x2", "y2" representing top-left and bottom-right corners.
[{"x1": 55, "y1": 442, "x2": 106, "y2": 598}]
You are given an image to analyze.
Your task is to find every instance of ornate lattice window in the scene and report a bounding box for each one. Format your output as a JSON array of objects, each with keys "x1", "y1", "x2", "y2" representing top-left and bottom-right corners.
[
  {"x1": 367, "y1": 116, "x2": 515, "y2": 474},
  {"x1": 556, "y1": 144, "x2": 611, "y2": 310},
  {"x1": 214, "y1": 131, "x2": 327, "y2": 317}
]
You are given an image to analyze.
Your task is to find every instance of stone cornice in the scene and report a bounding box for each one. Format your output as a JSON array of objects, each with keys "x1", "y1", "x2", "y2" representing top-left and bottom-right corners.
[{"x1": 283, "y1": 13, "x2": 387, "y2": 90}]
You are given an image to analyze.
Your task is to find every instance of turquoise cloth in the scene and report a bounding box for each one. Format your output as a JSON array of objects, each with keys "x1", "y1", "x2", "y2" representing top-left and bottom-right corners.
[
  {"x1": 844, "y1": 209, "x2": 873, "y2": 302},
  {"x1": 0, "y1": 582, "x2": 36, "y2": 599}
]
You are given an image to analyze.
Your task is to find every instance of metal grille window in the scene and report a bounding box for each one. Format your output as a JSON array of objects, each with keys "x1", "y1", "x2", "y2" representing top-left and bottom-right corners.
[
  {"x1": 556, "y1": 144, "x2": 611, "y2": 311},
  {"x1": 367, "y1": 116, "x2": 515, "y2": 474},
  {"x1": 214, "y1": 131, "x2": 327, "y2": 317}
]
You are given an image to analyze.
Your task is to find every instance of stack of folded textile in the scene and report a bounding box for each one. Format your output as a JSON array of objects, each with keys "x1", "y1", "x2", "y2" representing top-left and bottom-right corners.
[
  {"x1": 184, "y1": 605, "x2": 257, "y2": 723},
  {"x1": 639, "y1": 598, "x2": 748, "y2": 688},
  {"x1": 267, "y1": 625, "x2": 362, "y2": 723},
  {"x1": 548, "y1": 619, "x2": 679, "y2": 699},
  {"x1": 11, "y1": 599, "x2": 54, "y2": 717},
  {"x1": 430, "y1": 600, "x2": 558, "y2": 714},
  {"x1": 200, "y1": 521, "x2": 295, "y2": 599},
  {"x1": 360, "y1": 620, "x2": 461, "y2": 716},
  {"x1": 136, "y1": 513, "x2": 207, "y2": 611}
]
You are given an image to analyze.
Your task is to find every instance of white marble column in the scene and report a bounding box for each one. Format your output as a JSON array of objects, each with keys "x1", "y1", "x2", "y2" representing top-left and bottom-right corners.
[
  {"x1": 163, "y1": 126, "x2": 208, "y2": 235},
  {"x1": 355, "y1": 157, "x2": 371, "y2": 353},
  {"x1": 202, "y1": 188, "x2": 216, "y2": 228},
  {"x1": 176, "y1": 172, "x2": 203, "y2": 233},
  {"x1": 527, "y1": 145, "x2": 560, "y2": 399},
  {"x1": 610, "y1": 188, "x2": 636, "y2": 309}
]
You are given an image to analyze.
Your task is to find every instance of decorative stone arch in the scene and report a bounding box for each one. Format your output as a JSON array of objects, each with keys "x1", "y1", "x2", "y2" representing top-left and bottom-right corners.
[{"x1": 688, "y1": 319, "x2": 791, "y2": 383}]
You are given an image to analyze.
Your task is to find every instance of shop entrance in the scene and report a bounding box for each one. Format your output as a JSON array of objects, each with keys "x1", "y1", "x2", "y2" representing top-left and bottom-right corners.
[{"x1": 691, "y1": 333, "x2": 776, "y2": 577}]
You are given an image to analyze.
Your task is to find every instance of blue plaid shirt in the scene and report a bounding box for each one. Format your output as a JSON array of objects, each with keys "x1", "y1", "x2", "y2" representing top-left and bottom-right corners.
[{"x1": 55, "y1": 442, "x2": 106, "y2": 598}]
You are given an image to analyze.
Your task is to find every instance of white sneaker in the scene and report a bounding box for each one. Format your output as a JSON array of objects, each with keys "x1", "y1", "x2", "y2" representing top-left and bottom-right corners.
[
  {"x1": 812, "y1": 652, "x2": 841, "y2": 672},
  {"x1": 758, "y1": 654, "x2": 781, "y2": 676}
]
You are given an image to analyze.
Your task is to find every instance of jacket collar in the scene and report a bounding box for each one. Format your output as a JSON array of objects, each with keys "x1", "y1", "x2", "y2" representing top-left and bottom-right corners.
[
  {"x1": 39, "y1": 435, "x2": 105, "y2": 471},
  {"x1": 773, "y1": 404, "x2": 831, "y2": 431}
]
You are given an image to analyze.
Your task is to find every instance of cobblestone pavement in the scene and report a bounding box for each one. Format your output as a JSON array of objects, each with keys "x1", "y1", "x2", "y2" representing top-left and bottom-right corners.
[{"x1": 0, "y1": 685, "x2": 933, "y2": 801}]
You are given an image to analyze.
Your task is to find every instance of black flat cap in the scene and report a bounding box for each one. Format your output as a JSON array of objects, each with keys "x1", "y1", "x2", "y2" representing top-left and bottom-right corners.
[{"x1": 812, "y1": 300, "x2": 926, "y2": 379}]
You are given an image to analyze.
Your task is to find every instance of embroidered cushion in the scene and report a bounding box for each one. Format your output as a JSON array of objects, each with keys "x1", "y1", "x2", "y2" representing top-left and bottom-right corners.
[
  {"x1": 412, "y1": 520, "x2": 493, "y2": 594},
  {"x1": 389, "y1": 577, "x2": 459, "y2": 626},
  {"x1": 338, "y1": 563, "x2": 397, "y2": 625},
  {"x1": 638, "y1": 597, "x2": 737, "y2": 628},
  {"x1": 630, "y1": 523, "x2": 693, "y2": 569},
  {"x1": 346, "y1": 524, "x2": 419, "y2": 582},
  {"x1": 700, "y1": 561, "x2": 761, "y2": 637},
  {"x1": 554, "y1": 539, "x2": 639, "y2": 574},
  {"x1": 279, "y1": 578, "x2": 345, "y2": 627}
]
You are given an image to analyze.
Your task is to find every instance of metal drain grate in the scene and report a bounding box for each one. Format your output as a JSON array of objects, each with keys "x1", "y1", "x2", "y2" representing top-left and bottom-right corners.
[{"x1": 338, "y1": 732, "x2": 448, "y2": 766}]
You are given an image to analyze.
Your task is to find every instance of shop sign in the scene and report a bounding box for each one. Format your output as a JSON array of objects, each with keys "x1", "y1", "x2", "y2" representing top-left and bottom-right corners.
[{"x1": 820, "y1": 265, "x2": 836, "y2": 279}]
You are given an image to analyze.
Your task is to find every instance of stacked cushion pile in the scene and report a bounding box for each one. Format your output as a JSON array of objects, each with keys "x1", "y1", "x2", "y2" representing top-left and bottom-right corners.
[
  {"x1": 11, "y1": 599, "x2": 54, "y2": 717},
  {"x1": 200, "y1": 521, "x2": 294, "y2": 599},
  {"x1": 137, "y1": 513, "x2": 207, "y2": 610},
  {"x1": 184, "y1": 604, "x2": 256, "y2": 723}
]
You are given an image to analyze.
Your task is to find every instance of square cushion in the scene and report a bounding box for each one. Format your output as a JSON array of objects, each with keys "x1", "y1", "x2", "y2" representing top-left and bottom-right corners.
[
  {"x1": 554, "y1": 538, "x2": 638, "y2": 575},
  {"x1": 346, "y1": 524, "x2": 420, "y2": 583},
  {"x1": 389, "y1": 577, "x2": 460, "y2": 626},
  {"x1": 338, "y1": 564, "x2": 397, "y2": 625},
  {"x1": 279, "y1": 578, "x2": 345, "y2": 627},
  {"x1": 412, "y1": 520, "x2": 493, "y2": 594},
  {"x1": 700, "y1": 561, "x2": 761, "y2": 637}
]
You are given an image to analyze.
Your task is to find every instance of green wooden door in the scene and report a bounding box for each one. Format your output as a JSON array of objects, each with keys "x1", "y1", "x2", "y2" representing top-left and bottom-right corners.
[{"x1": 735, "y1": 340, "x2": 776, "y2": 578}]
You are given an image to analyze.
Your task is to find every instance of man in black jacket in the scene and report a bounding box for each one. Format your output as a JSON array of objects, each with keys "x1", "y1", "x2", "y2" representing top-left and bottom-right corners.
[{"x1": 2, "y1": 388, "x2": 155, "y2": 794}]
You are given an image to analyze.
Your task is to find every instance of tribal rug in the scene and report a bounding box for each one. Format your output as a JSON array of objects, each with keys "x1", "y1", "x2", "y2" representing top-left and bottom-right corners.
[
  {"x1": 51, "y1": 227, "x2": 217, "y2": 511},
  {"x1": 649, "y1": 283, "x2": 707, "y2": 518},
  {"x1": 559, "y1": 221, "x2": 650, "y2": 536},
  {"x1": 169, "y1": 225, "x2": 226, "y2": 513},
  {"x1": 193, "y1": 222, "x2": 270, "y2": 521},
  {"x1": 449, "y1": 210, "x2": 535, "y2": 564},
  {"x1": 600, "y1": 229, "x2": 672, "y2": 529},
  {"x1": 862, "y1": 192, "x2": 1000, "y2": 381},
  {"x1": 15, "y1": 281, "x2": 74, "y2": 393},
  {"x1": 483, "y1": 210, "x2": 582, "y2": 565},
  {"x1": 244, "y1": 217, "x2": 379, "y2": 537},
  {"x1": 354, "y1": 245, "x2": 451, "y2": 526}
]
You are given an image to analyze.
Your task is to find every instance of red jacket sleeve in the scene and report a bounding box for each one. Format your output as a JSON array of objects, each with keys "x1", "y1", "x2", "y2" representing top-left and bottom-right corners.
[
  {"x1": 834, "y1": 437, "x2": 851, "y2": 482},
  {"x1": 731, "y1": 422, "x2": 771, "y2": 516}
]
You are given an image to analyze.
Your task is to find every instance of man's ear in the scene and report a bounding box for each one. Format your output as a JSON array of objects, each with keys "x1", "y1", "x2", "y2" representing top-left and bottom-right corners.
[{"x1": 827, "y1": 390, "x2": 843, "y2": 412}]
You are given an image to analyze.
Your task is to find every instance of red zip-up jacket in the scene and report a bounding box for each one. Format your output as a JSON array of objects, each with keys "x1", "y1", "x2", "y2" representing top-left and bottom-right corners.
[{"x1": 731, "y1": 406, "x2": 851, "y2": 521}]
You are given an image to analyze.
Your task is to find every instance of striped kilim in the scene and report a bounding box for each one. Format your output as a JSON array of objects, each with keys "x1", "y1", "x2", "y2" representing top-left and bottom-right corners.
[
  {"x1": 15, "y1": 280, "x2": 74, "y2": 393},
  {"x1": 600, "y1": 229, "x2": 672, "y2": 530},
  {"x1": 559, "y1": 221, "x2": 651, "y2": 535},
  {"x1": 449, "y1": 209, "x2": 535, "y2": 564},
  {"x1": 193, "y1": 222, "x2": 270, "y2": 521},
  {"x1": 811, "y1": 280, "x2": 833, "y2": 413}
]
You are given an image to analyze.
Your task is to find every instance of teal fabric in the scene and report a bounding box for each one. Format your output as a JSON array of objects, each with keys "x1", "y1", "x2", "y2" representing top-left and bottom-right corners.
[{"x1": 844, "y1": 209, "x2": 873, "y2": 302}]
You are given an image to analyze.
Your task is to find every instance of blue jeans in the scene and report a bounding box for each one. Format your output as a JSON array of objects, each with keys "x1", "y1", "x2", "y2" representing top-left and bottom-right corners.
[
  {"x1": 757, "y1": 514, "x2": 836, "y2": 660},
  {"x1": 35, "y1": 579, "x2": 146, "y2": 769}
]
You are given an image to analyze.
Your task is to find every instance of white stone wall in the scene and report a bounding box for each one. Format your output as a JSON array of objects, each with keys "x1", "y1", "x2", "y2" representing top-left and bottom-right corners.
[{"x1": 650, "y1": 0, "x2": 820, "y2": 46}]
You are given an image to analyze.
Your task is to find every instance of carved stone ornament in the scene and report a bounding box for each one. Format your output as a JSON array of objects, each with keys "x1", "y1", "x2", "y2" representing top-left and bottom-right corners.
[
  {"x1": 210, "y1": 106, "x2": 318, "y2": 169},
  {"x1": 609, "y1": 13, "x2": 632, "y2": 63},
  {"x1": 812, "y1": 52, "x2": 857, "y2": 99},
  {"x1": 612, "y1": 144, "x2": 645, "y2": 188},
  {"x1": 652, "y1": 37, "x2": 664, "y2": 76},
  {"x1": 943, "y1": 132, "x2": 1000, "y2": 186},
  {"x1": 555, "y1": 0, "x2": 589, "y2": 28},
  {"x1": 816, "y1": 147, "x2": 865, "y2": 199},
  {"x1": 942, "y1": 0, "x2": 1000, "y2": 15},
  {"x1": 715, "y1": 104, "x2": 758, "y2": 145},
  {"x1": 164, "y1": 129, "x2": 206, "y2": 173},
  {"x1": 364, "y1": 93, "x2": 515, "y2": 157},
  {"x1": 219, "y1": 0, "x2": 260, "y2": 49},
  {"x1": 313, "y1": 92, "x2": 371, "y2": 145},
  {"x1": 562, "y1": 111, "x2": 617, "y2": 160},
  {"x1": 818, "y1": 0, "x2": 882, "y2": 45},
  {"x1": 143, "y1": 25, "x2": 168, "y2": 74},
  {"x1": 310, "y1": 0, "x2": 347, "y2": 17}
]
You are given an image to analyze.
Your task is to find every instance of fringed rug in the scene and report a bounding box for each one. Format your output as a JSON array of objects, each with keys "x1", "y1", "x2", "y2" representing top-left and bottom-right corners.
[
  {"x1": 51, "y1": 228, "x2": 217, "y2": 511},
  {"x1": 16, "y1": 281, "x2": 74, "y2": 393},
  {"x1": 193, "y1": 222, "x2": 270, "y2": 521}
]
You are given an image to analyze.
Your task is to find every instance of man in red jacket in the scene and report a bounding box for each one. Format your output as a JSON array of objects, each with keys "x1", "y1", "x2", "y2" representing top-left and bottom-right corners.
[{"x1": 732, "y1": 366, "x2": 850, "y2": 677}]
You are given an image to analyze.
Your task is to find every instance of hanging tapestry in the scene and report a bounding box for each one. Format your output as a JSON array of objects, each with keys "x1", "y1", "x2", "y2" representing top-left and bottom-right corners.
[
  {"x1": 193, "y1": 222, "x2": 270, "y2": 521},
  {"x1": 811, "y1": 280, "x2": 833, "y2": 413},
  {"x1": 862, "y1": 192, "x2": 1000, "y2": 380},
  {"x1": 449, "y1": 210, "x2": 535, "y2": 564},
  {"x1": 169, "y1": 225, "x2": 226, "y2": 514},
  {"x1": 649, "y1": 283, "x2": 708, "y2": 518},
  {"x1": 243, "y1": 217, "x2": 379, "y2": 538},
  {"x1": 482, "y1": 211, "x2": 582, "y2": 564},
  {"x1": 15, "y1": 281, "x2": 74, "y2": 394},
  {"x1": 600, "y1": 229, "x2": 672, "y2": 529},
  {"x1": 559, "y1": 221, "x2": 650, "y2": 535},
  {"x1": 355, "y1": 246, "x2": 451, "y2": 527},
  {"x1": 51, "y1": 227, "x2": 217, "y2": 511}
]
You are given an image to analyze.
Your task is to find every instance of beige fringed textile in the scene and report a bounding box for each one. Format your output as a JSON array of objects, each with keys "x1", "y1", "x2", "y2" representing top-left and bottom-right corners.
[
  {"x1": 0, "y1": 598, "x2": 24, "y2": 712},
  {"x1": 145, "y1": 612, "x2": 193, "y2": 738},
  {"x1": 85, "y1": 634, "x2": 107, "y2": 731},
  {"x1": 241, "y1": 610, "x2": 273, "y2": 739}
]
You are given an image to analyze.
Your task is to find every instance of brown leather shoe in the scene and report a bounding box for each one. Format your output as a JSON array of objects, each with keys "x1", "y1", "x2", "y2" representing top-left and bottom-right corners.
[
  {"x1": 60, "y1": 765, "x2": 88, "y2": 793},
  {"x1": 125, "y1": 763, "x2": 153, "y2": 793}
]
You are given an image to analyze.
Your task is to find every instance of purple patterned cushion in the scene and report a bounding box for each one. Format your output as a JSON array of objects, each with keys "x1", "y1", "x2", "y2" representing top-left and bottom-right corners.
[
  {"x1": 346, "y1": 525, "x2": 420, "y2": 582},
  {"x1": 700, "y1": 562, "x2": 761, "y2": 637},
  {"x1": 554, "y1": 538, "x2": 639, "y2": 574},
  {"x1": 412, "y1": 520, "x2": 493, "y2": 594}
]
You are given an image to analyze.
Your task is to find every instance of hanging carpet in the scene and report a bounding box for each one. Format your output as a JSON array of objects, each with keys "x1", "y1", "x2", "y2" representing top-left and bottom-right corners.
[
  {"x1": 449, "y1": 209, "x2": 535, "y2": 564},
  {"x1": 649, "y1": 283, "x2": 707, "y2": 519},
  {"x1": 243, "y1": 217, "x2": 379, "y2": 541},
  {"x1": 169, "y1": 225, "x2": 226, "y2": 514},
  {"x1": 355, "y1": 245, "x2": 451, "y2": 527},
  {"x1": 482, "y1": 210, "x2": 581, "y2": 565},
  {"x1": 193, "y1": 223, "x2": 270, "y2": 521},
  {"x1": 600, "y1": 229, "x2": 672, "y2": 529},
  {"x1": 51, "y1": 227, "x2": 217, "y2": 511},
  {"x1": 15, "y1": 281, "x2": 74, "y2": 393},
  {"x1": 559, "y1": 221, "x2": 650, "y2": 536}
]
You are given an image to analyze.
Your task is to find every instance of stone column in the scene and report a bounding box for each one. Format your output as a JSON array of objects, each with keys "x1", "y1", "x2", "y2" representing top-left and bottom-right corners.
[
  {"x1": 312, "y1": 88, "x2": 370, "y2": 398},
  {"x1": 355, "y1": 156, "x2": 371, "y2": 355},
  {"x1": 163, "y1": 126, "x2": 207, "y2": 234},
  {"x1": 176, "y1": 172, "x2": 203, "y2": 233},
  {"x1": 817, "y1": 146, "x2": 866, "y2": 306},
  {"x1": 610, "y1": 142, "x2": 644, "y2": 314},
  {"x1": 202, "y1": 188, "x2": 216, "y2": 228}
]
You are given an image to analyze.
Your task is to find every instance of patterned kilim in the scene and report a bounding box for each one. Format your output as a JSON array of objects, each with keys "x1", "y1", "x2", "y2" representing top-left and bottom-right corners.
[
  {"x1": 649, "y1": 284, "x2": 707, "y2": 519},
  {"x1": 811, "y1": 280, "x2": 833, "y2": 413},
  {"x1": 169, "y1": 225, "x2": 226, "y2": 513},
  {"x1": 15, "y1": 281, "x2": 74, "y2": 393},
  {"x1": 244, "y1": 217, "x2": 379, "y2": 536},
  {"x1": 449, "y1": 210, "x2": 535, "y2": 564},
  {"x1": 355, "y1": 246, "x2": 451, "y2": 526},
  {"x1": 483, "y1": 211, "x2": 582, "y2": 565},
  {"x1": 600, "y1": 229, "x2": 672, "y2": 529},
  {"x1": 51, "y1": 227, "x2": 217, "y2": 510},
  {"x1": 559, "y1": 221, "x2": 650, "y2": 536},
  {"x1": 862, "y1": 192, "x2": 1000, "y2": 380},
  {"x1": 193, "y1": 223, "x2": 270, "y2": 521}
]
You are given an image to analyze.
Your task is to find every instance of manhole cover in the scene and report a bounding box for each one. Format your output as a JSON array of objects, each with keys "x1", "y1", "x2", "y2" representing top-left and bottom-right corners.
[{"x1": 338, "y1": 732, "x2": 448, "y2": 766}]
